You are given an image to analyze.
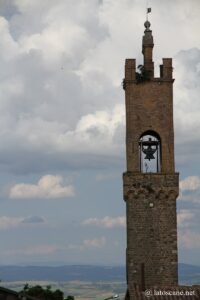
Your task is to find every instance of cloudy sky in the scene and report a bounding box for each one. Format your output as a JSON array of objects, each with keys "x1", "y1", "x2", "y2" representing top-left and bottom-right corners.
[{"x1": 0, "y1": 0, "x2": 200, "y2": 267}]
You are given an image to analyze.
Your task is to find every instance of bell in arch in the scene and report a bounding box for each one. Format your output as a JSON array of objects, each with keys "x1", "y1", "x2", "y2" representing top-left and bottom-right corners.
[{"x1": 139, "y1": 131, "x2": 161, "y2": 172}]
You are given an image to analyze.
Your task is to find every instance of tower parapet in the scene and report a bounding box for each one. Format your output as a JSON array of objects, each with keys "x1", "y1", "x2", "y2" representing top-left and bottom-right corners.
[{"x1": 124, "y1": 22, "x2": 174, "y2": 85}]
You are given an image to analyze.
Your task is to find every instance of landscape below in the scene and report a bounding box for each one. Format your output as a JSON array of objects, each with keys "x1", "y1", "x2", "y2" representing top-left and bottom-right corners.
[{"x1": 0, "y1": 264, "x2": 199, "y2": 299}]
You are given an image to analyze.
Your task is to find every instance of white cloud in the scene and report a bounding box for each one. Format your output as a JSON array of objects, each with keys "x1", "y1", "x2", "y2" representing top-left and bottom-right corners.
[
  {"x1": 9, "y1": 175, "x2": 75, "y2": 199},
  {"x1": 7, "y1": 244, "x2": 59, "y2": 256},
  {"x1": 21, "y1": 216, "x2": 45, "y2": 223},
  {"x1": 180, "y1": 176, "x2": 200, "y2": 191},
  {"x1": 68, "y1": 236, "x2": 106, "y2": 250},
  {"x1": 0, "y1": 215, "x2": 45, "y2": 230},
  {"x1": 61, "y1": 104, "x2": 125, "y2": 155},
  {"x1": 0, "y1": 0, "x2": 200, "y2": 266},
  {"x1": 7, "y1": 237, "x2": 106, "y2": 257},
  {"x1": 174, "y1": 48, "x2": 200, "y2": 167},
  {"x1": 95, "y1": 172, "x2": 119, "y2": 181},
  {"x1": 179, "y1": 176, "x2": 200, "y2": 203},
  {"x1": 19, "y1": 19, "x2": 90, "y2": 66},
  {"x1": 179, "y1": 230, "x2": 200, "y2": 250},
  {"x1": 177, "y1": 209, "x2": 194, "y2": 228},
  {"x1": 0, "y1": 216, "x2": 22, "y2": 230},
  {"x1": 0, "y1": 1, "x2": 199, "y2": 174},
  {"x1": 82, "y1": 216, "x2": 126, "y2": 228},
  {"x1": 0, "y1": 16, "x2": 19, "y2": 60},
  {"x1": 82, "y1": 236, "x2": 106, "y2": 249}
]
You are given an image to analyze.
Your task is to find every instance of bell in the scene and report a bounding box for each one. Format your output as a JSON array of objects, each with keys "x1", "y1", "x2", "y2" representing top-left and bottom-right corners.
[
  {"x1": 142, "y1": 138, "x2": 156, "y2": 161},
  {"x1": 143, "y1": 145, "x2": 156, "y2": 160}
]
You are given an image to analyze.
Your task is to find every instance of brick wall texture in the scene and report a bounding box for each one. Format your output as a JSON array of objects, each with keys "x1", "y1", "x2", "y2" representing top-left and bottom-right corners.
[{"x1": 123, "y1": 24, "x2": 179, "y2": 299}]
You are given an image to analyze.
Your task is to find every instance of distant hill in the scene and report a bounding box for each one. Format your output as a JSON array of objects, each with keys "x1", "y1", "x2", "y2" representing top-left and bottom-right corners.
[
  {"x1": 179, "y1": 263, "x2": 200, "y2": 285},
  {"x1": 0, "y1": 264, "x2": 199, "y2": 284},
  {"x1": 0, "y1": 265, "x2": 126, "y2": 282}
]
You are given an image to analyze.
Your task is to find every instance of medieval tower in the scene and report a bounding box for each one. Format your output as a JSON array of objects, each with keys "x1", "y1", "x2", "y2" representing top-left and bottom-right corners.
[{"x1": 123, "y1": 19, "x2": 179, "y2": 296}]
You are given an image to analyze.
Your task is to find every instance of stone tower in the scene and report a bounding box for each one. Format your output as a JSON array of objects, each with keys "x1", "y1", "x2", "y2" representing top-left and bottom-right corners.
[{"x1": 123, "y1": 20, "x2": 179, "y2": 296}]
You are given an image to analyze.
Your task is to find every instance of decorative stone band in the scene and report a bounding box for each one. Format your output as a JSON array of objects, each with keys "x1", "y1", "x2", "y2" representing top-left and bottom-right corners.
[{"x1": 123, "y1": 172, "x2": 179, "y2": 201}]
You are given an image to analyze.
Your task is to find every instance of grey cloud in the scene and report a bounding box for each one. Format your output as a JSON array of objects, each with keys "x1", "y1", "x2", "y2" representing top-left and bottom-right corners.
[
  {"x1": 0, "y1": 0, "x2": 199, "y2": 177},
  {"x1": 174, "y1": 48, "x2": 200, "y2": 170},
  {"x1": 0, "y1": 1, "x2": 18, "y2": 21},
  {"x1": 21, "y1": 216, "x2": 45, "y2": 224},
  {"x1": 0, "y1": 5, "x2": 120, "y2": 174},
  {"x1": 0, "y1": 0, "x2": 199, "y2": 266}
]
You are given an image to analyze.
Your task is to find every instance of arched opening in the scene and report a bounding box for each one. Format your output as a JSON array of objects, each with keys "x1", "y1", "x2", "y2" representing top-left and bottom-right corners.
[{"x1": 139, "y1": 130, "x2": 161, "y2": 173}]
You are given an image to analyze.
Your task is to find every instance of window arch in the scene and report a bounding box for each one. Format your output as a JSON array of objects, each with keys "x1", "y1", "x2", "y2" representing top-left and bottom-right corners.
[{"x1": 139, "y1": 130, "x2": 161, "y2": 173}]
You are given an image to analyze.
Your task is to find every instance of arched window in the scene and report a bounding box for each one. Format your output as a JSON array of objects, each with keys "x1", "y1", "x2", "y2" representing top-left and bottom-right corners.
[{"x1": 139, "y1": 131, "x2": 161, "y2": 173}]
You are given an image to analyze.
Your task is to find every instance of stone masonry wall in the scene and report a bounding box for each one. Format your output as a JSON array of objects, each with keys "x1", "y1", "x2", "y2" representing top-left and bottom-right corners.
[
  {"x1": 124, "y1": 58, "x2": 175, "y2": 174},
  {"x1": 123, "y1": 173, "x2": 179, "y2": 297}
]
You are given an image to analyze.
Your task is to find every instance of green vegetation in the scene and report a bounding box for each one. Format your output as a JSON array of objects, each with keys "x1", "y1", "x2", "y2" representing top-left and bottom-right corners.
[
  {"x1": 20, "y1": 284, "x2": 74, "y2": 300},
  {"x1": 135, "y1": 65, "x2": 150, "y2": 83},
  {"x1": 122, "y1": 64, "x2": 150, "y2": 90},
  {"x1": 2, "y1": 281, "x2": 126, "y2": 299}
]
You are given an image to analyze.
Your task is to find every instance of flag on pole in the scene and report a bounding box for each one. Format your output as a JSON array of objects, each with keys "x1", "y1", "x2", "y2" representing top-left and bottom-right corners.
[{"x1": 147, "y1": 7, "x2": 151, "y2": 13}]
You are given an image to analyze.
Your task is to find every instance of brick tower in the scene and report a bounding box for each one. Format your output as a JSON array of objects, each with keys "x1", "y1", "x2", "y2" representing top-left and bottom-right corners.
[{"x1": 123, "y1": 20, "x2": 179, "y2": 297}]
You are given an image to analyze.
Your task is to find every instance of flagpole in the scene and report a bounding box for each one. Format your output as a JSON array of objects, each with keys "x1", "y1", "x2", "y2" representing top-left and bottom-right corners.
[
  {"x1": 146, "y1": 8, "x2": 151, "y2": 22},
  {"x1": 146, "y1": 0, "x2": 148, "y2": 21}
]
